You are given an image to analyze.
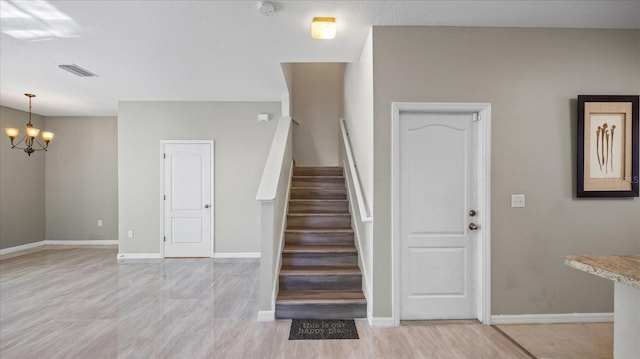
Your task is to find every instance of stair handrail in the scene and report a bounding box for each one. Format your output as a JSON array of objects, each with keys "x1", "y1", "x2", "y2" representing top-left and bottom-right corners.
[
  {"x1": 339, "y1": 118, "x2": 372, "y2": 222},
  {"x1": 257, "y1": 117, "x2": 292, "y2": 201}
]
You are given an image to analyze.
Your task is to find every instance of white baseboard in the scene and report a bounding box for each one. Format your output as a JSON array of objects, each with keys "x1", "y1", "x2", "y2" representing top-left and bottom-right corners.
[
  {"x1": 365, "y1": 313, "x2": 612, "y2": 327},
  {"x1": 117, "y1": 253, "x2": 161, "y2": 260},
  {"x1": 257, "y1": 310, "x2": 275, "y2": 321},
  {"x1": 214, "y1": 252, "x2": 261, "y2": 259},
  {"x1": 491, "y1": 313, "x2": 613, "y2": 325},
  {"x1": 1, "y1": 240, "x2": 117, "y2": 256},
  {"x1": 0, "y1": 241, "x2": 46, "y2": 256},
  {"x1": 116, "y1": 252, "x2": 260, "y2": 260},
  {"x1": 369, "y1": 316, "x2": 395, "y2": 328},
  {"x1": 46, "y1": 240, "x2": 118, "y2": 246}
]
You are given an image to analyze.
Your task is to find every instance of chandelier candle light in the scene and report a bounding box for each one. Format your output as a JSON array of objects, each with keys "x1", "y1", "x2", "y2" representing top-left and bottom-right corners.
[{"x1": 5, "y1": 93, "x2": 54, "y2": 156}]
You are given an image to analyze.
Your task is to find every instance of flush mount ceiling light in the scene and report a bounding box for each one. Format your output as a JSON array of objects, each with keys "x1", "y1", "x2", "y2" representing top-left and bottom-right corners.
[
  {"x1": 4, "y1": 93, "x2": 54, "y2": 156},
  {"x1": 311, "y1": 17, "x2": 336, "y2": 39}
]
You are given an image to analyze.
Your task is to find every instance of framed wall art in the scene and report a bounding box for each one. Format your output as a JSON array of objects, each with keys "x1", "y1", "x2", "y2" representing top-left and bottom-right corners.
[{"x1": 577, "y1": 95, "x2": 639, "y2": 197}]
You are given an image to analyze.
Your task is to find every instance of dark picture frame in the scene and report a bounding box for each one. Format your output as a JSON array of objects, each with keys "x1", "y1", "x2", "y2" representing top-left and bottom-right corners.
[{"x1": 577, "y1": 95, "x2": 639, "y2": 198}]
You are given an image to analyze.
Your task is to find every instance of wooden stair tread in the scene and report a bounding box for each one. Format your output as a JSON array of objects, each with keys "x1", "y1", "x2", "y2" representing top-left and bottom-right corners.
[
  {"x1": 292, "y1": 175, "x2": 344, "y2": 178},
  {"x1": 277, "y1": 290, "x2": 366, "y2": 304},
  {"x1": 290, "y1": 187, "x2": 347, "y2": 200},
  {"x1": 288, "y1": 213, "x2": 350, "y2": 216},
  {"x1": 293, "y1": 168, "x2": 343, "y2": 175},
  {"x1": 292, "y1": 176, "x2": 345, "y2": 187},
  {"x1": 280, "y1": 266, "x2": 361, "y2": 275},
  {"x1": 294, "y1": 166, "x2": 342, "y2": 169},
  {"x1": 290, "y1": 187, "x2": 346, "y2": 190},
  {"x1": 289, "y1": 199, "x2": 348, "y2": 202},
  {"x1": 283, "y1": 245, "x2": 357, "y2": 253},
  {"x1": 285, "y1": 228, "x2": 353, "y2": 233},
  {"x1": 290, "y1": 187, "x2": 346, "y2": 193}
]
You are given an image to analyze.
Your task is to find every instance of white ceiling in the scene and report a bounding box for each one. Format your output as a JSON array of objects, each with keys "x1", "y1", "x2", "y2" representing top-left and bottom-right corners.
[{"x1": 1, "y1": 0, "x2": 639, "y2": 116}]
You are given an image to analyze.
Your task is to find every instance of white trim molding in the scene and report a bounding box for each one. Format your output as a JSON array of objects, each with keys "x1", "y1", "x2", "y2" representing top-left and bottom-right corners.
[
  {"x1": 369, "y1": 317, "x2": 395, "y2": 328},
  {"x1": 391, "y1": 102, "x2": 492, "y2": 326},
  {"x1": 491, "y1": 313, "x2": 613, "y2": 325},
  {"x1": 1, "y1": 240, "x2": 118, "y2": 256},
  {"x1": 0, "y1": 241, "x2": 46, "y2": 256},
  {"x1": 46, "y1": 240, "x2": 118, "y2": 246},
  {"x1": 214, "y1": 252, "x2": 261, "y2": 259},
  {"x1": 116, "y1": 253, "x2": 162, "y2": 260},
  {"x1": 257, "y1": 310, "x2": 276, "y2": 322}
]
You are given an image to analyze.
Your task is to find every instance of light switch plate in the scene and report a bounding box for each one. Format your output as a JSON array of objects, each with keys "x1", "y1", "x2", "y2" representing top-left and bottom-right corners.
[
  {"x1": 511, "y1": 194, "x2": 525, "y2": 208},
  {"x1": 97, "y1": 220, "x2": 103, "y2": 227},
  {"x1": 127, "y1": 230, "x2": 134, "y2": 239}
]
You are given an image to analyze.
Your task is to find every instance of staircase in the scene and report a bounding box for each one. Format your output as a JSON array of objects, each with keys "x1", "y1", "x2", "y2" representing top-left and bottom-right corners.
[{"x1": 275, "y1": 166, "x2": 366, "y2": 319}]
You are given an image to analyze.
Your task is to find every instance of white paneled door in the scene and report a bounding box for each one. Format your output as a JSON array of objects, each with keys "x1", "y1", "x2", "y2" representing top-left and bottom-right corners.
[
  {"x1": 163, "y1": 142, "x2": 213, "y2": 258},
  {"x1": 399, "y1": 111, "x2": 478, "y2": 319}
]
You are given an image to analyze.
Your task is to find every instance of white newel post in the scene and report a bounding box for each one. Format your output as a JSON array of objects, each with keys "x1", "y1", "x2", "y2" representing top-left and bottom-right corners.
[{"x1": 258, "y1": 200, "x2": 275, "y2": 320}]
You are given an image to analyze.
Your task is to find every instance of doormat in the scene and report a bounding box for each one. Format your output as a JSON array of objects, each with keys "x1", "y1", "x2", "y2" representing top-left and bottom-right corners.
[{"x1": 289, "y1": 319, "x2": 359, "y2": 340}]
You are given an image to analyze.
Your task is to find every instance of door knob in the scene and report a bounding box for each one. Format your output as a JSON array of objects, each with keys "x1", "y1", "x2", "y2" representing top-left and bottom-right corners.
[
  {"x1": 468, "y1": 223, "x2": 478, "y2": 230},
  {"x1": 204, "y1": 204, "x2": 210, "y2": 208},
  {"x1": 469, "y1": 209, "x2": 477, "y2": 217}
]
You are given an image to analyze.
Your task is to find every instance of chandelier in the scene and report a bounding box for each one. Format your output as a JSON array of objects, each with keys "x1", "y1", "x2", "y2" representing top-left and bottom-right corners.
[{"x1": 4, "y1": 93, "x2": 54, "y2": 156}]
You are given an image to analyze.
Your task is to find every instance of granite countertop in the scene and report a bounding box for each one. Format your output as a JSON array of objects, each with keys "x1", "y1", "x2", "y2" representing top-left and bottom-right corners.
[{"x1": 565, "y1": 255, "x2": 640, "y2": 290}]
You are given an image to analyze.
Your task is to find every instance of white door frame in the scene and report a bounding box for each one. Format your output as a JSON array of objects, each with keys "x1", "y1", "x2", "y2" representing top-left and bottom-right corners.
[
  {"x1": 159, "y1": 140, "x2": 215, "y2": 258},
  {"x1": 391, "y1": 102, "x2": 492, "y2": 325}
]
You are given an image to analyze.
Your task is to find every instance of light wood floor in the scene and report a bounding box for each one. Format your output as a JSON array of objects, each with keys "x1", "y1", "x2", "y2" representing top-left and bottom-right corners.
[
  {"x1": 0, "y1": 247, "x2": 609, "y2": 358},
  {"x1": 496, "y1": 323, "x2": 613, "y2": 359}
]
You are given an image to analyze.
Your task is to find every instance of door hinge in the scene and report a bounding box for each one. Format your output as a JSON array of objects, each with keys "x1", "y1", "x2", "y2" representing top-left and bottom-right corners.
[
  {"x1": 163, "y1": 195, "x2": 166, "y2": 200},
  {"x1": 163, "y1": 153, "x2": 166, "y2": 159},
  {"x1": 472, "y1": 113, "x2": 479, "y2": 122},
  {"x1": 163, "y1": 236, "x2": 166, "y2": 242}
]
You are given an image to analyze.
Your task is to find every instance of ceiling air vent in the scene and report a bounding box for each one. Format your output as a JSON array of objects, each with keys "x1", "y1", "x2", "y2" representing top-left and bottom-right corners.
[{"x1": 58, "y1": 64, "x2": 98, "y2": 77}]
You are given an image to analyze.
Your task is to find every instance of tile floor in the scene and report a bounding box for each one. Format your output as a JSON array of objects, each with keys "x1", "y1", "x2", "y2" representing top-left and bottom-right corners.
[{"x1": 0, "y1": 247, "x2": 612, "y2": 358}]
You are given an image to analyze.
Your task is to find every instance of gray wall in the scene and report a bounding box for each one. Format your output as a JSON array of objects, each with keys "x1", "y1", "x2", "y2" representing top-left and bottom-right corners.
[
  {"x1": 281, "y1": 63, "x2": 293, "y2": 117},
  {"x1": 118, "y1": 101, "x2": 280, "y2": 254},
  {"x1": 0, "y1": 106, "x2": 46, "y2": 249},
  {"x1": 343, "y1": 29, "x2": 375, "y2": 307},
  {"x1": 344, "y1": 29, "x2": 374, "y2": 210},
  {"x1": 372, "y1": 27, "x2": 640, "y2": 316},
  {"x1": 45, "y1": 116, "x2": 118, "y2": 242},
  {"x1": 292, "y1": 63, "x2": 345, "y2": 166}
]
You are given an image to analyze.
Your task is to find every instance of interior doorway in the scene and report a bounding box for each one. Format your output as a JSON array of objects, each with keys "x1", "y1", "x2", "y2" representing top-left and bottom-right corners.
[
  {"x1": 161, "y1": 140, "x2": 214, "y2": 258},
  {"x1": 392, "y1": 102, "x2": 491, "y2": 324}
]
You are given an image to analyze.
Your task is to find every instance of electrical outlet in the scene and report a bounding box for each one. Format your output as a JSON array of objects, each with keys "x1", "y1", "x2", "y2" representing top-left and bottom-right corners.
[
  {"x1": 97, "y1": 220, "x2": 103, "y2": 227},
  {"x1": 511, "y1": 194, "x2": 525, "y2": 208},
  {"x1": 127, "y1": 230, "x2": 134, "y2": 239}
]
